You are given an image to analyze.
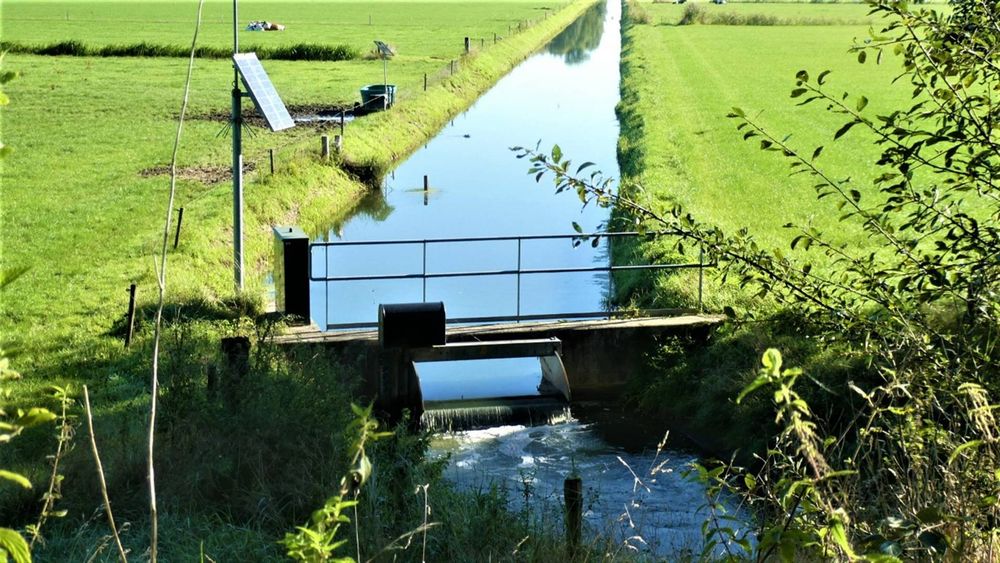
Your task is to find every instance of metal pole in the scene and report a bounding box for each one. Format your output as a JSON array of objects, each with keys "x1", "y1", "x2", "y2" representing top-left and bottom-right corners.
[
  {"x1": 383, "y1": 57, "x2": 388, "y2": 110},
  {"x1": 173, "y1": 207, "x2": 184, "y2": 249},
  {"x1": 698, "y1": 246, "x2": 704, "y2": 312},
  {"x1": 516, "y1": 238, "x2": 522, "y2": 321},
  {"x1": 325, "y1": 244, "x2": 330, "y2": 330},
  {"x1": 232, "y1": 0, "x2": 244, "y2": 292},
  {"x1": 124, "y1": 283, "x2": 137, "y2": 348},
  {"x1": 422, "y1": 241, "x2": 427, "y2": 302}
]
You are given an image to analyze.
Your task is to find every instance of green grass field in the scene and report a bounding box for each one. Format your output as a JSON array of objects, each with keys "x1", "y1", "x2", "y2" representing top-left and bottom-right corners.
[
  {"x1": 2, "y1": 0, "x2": 577, "y2": 373},
  {"x1": 616, "y1": 1, "x2": 953, "y2": 302},
  {"x1": 0, "y1": 1, "x2": 598, "y2": 558},
  {"x1": 3, "y1": 1, "x2": 561, "y2": 60}
]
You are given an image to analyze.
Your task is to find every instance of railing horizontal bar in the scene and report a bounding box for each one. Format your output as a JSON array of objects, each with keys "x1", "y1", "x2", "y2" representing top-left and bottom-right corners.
[
  {"x1": 310, "y1": 262, "x2": 701, "y2": 282},
  {"x1": 323, "y1": 308, "x2": 703, "y2": 331},
  {"x1": 310, "y1": 230, "x2": 676, "y2": 248}
]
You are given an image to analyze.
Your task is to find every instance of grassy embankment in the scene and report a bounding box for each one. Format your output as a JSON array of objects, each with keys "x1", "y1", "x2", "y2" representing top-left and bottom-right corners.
[
  {"x1": 613, "y1": 1, "x2": 942, "y2": 454},
  {"x1": 1, "y1": 1, "x2": 603, "y2": 559}
]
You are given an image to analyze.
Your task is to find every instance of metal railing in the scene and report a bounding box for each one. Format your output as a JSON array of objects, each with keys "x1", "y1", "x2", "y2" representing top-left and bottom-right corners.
[{"x1": 310, "y1": 231, "x2": 707, "y2": 329}]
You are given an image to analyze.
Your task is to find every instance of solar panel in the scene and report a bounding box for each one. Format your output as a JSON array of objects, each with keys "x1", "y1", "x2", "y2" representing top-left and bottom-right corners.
[
  {"x1": 233, "y1": 53, "x2": 295, "y2": 132},
  {"x1": 374, "y1": 40, "x2": 395, "y2": 58}
]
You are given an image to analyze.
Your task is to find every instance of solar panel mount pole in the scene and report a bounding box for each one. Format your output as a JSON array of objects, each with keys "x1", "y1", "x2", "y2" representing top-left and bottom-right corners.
[{"x1": 232, "y1": 0, "x2": 245, "y2": 292}]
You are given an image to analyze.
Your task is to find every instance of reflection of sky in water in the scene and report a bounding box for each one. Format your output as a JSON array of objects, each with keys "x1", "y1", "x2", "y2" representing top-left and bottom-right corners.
[
  {"x1": 432, "y1": 420, "x2": 754, "y2": 559},
  {"x1": 416, "y1": 357, "x2": 544, "y2": 400},
  {"x1": 310, "y1": 0, "x2": 622, "y2": 329}
]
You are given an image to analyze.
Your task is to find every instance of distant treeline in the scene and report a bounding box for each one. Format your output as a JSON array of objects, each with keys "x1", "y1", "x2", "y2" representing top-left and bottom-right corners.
[{"x1": 0, "y1": 40, "x2": 359, "y2": 61}]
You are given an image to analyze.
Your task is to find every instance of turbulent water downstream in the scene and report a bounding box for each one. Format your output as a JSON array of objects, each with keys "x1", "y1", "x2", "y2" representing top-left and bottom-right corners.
[{"x1": 310, "y1": 1, "x2": 747, "y2": 556}]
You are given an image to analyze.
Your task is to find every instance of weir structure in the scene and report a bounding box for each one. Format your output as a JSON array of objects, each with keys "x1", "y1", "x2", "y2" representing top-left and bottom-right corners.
[{"x1": 271, "y1": 226, "x2": 725, "y2": 424}]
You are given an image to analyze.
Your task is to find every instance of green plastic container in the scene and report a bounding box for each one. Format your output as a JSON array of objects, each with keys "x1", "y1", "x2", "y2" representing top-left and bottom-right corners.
[{"x1": 359, "y1": 84, "x2": 396, "y2": 111}]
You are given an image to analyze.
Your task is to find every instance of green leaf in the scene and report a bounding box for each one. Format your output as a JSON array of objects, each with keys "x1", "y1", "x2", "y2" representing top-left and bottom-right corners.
[
  {"x1": 915, "y1": 506, "x2": 945, "y2": 524},
  {"x1": 762, "y1": 348, "x2": 782, "y2": 373},
  {"x1": 811, "y1": 146, "x2": 824, "y2": 160},
  {"x1": 551, "y1": 144, "x2": 562, "y2": 163},
  {"x1": 790, "y1": 88, "x2": 807, "y2": 98},
  {"x1": 0, "y1": 528, "x2": 30, "y2": 563},
  {"x1": 736, "y1": 375, "x2": 770, "y2": 404},
  {"x1": 857, "y1": 96, "x2": 868, "y2": 111},
  {"x1": 830, "y1": 519, "x2": 856, "y2": 558},
  {"x1": 14, "y1": 408, "x2": 55, "y2": 429},
  {"x1": 857, "y1": 50, "x2": 867, "y2": 63},
  {"x1": 917, "y1": 531, "x2": 948, "y2": 553},
  {"x1": 795, "y1": 70, "x2": 809, "y2": 83},
  {"x1": 0, "y1": 471, "x2": 31, "y2": 490},
  {"x1": 948, "y1": 440, "x2": 984, "y2": 465},
  {"x1": 833, "y1": 120, "x2": 859, "y2": 140}
]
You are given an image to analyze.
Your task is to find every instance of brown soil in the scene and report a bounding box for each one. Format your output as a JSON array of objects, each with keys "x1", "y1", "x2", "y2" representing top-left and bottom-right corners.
[
  {"x1": 193, "y1": 103, "x2": 355, "y2": 128},
  {"x1": 139, "y1": 161, "x2": 257, "y2": 185}
]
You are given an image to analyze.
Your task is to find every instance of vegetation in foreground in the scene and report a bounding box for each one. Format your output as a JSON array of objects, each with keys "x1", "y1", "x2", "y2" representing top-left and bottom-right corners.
[{"x1": 521, "y1": 0, "x2": 999, "y2": 559}]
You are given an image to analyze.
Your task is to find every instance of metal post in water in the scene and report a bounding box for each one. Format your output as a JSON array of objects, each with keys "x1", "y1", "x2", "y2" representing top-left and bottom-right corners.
[{"x1": 564, "y1": 476, "x2": 582, "y2": 557}]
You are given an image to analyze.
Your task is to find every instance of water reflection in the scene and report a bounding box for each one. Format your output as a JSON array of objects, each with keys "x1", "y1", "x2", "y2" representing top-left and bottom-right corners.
[
  {"x1": 311, "y1": 0, "x2": 622, "y2": 328},
  {"x1": 547, "y1": 2, "x2": 607, "y2": 64}
]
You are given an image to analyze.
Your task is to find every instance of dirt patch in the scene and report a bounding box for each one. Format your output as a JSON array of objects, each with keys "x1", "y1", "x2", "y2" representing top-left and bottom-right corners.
[
  {"x1": 192, "y1": 103, "x2": 355, "y2": 128},
  {"x1": 140, "y1": 161, "x2": 257, "y2": 185}
]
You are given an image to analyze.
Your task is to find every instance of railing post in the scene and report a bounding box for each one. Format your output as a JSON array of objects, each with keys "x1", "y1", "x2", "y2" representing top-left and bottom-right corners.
[
  {"x1": 273, "y1": 226, "x2": 311, "y2": 323},
  {"x1": 516, "y1": 238, "x2": 522, "y2": 321},
  {"x1": 422, "y1": 240, "x2": 428, "y2": 302},
  {"x1": 325, "y1": 244, "x2": 330, "y2": 330},
  {"x1": 698, "y1": 246, "x2": 705, "y2": 312}
]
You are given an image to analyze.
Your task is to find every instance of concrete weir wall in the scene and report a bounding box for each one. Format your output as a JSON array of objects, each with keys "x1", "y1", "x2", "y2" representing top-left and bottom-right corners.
[{"x1": 275, "y1": 315, "x2": 725, "y2": 403}]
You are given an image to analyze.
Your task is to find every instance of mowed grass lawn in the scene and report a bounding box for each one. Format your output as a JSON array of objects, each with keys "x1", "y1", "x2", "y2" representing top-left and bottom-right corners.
[
  {"x1": 1, "y1": 0, "x2": 566, "y2": 377},
  {"x1": 622, "y1": 2, "x2": 944, "y2": 257}
]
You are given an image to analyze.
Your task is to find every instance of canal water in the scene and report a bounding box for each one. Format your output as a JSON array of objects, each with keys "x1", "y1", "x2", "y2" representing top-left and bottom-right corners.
[
  {"x1": 310, "y1": 0, "x2": 748, "y2": 556},
  {"x1": 310, "y1": 0, "x2": 619, "y2": 329}
]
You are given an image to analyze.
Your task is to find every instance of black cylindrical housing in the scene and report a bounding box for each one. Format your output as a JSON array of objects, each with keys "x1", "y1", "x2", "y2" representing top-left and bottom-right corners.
[{"x1": 379, "y1": 302, "x2": 446, "y2": 348}]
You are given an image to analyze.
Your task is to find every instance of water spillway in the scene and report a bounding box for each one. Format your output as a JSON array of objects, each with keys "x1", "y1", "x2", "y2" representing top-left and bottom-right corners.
[{"x1": 301, "y1": 1, "x2": 748, "y2": 557}]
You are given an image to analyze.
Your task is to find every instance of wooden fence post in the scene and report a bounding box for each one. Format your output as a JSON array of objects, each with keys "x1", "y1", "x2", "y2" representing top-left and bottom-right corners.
[{"x1": 565, "y1": 476, "x2": 582, "y2": 557}]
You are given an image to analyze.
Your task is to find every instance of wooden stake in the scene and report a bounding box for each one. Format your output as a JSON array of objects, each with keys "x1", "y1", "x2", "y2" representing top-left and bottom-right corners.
[
  {"x1": 564, "y1": 477, "x2": 582, "y2": 557},
  {"x1": 269, "y1": 148, "x2": 275, "y2": 174},
  {"x1": 321, "y1": 135, "x2": 330, "y2": 159},
  {"x1": 173, "y1": 207, "x2": 184, "y2": 249}
]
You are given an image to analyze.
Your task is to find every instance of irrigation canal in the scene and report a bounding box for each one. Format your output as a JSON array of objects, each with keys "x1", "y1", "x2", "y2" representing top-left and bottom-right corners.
[{"x1": 300, "y1": 0, "x2": 747, "y2": 556}]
